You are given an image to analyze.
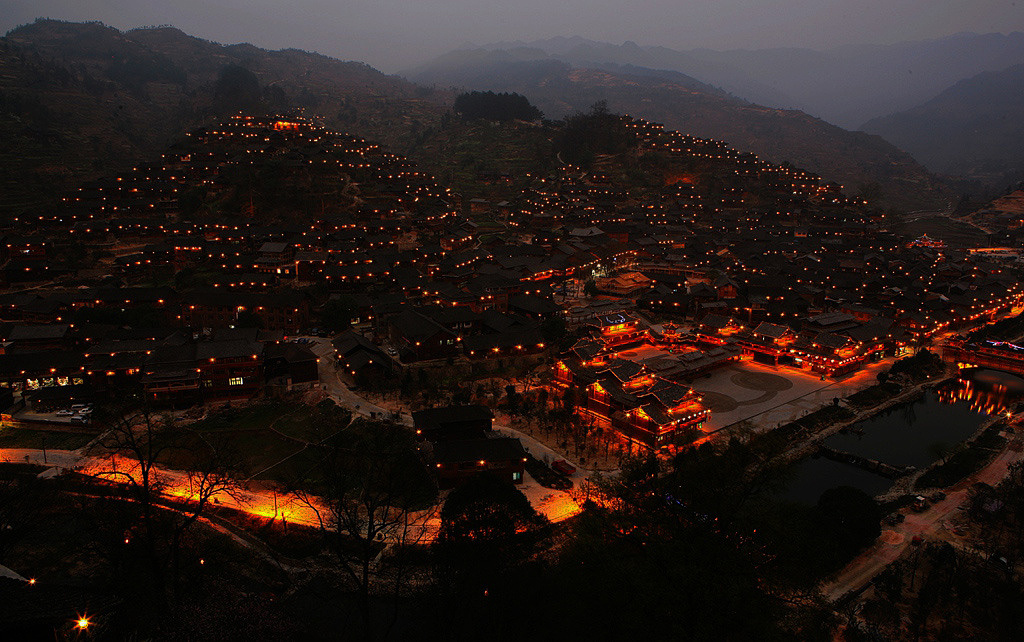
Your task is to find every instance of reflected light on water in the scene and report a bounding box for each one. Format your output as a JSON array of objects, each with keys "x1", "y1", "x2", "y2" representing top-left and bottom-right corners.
[{"x1": 938, "y1": 368, "x2": 1024, "y2": 416}]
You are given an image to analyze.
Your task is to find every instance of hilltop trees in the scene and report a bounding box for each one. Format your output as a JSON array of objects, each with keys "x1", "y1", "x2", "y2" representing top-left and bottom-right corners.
[
  {"x1": 453, "y1": 90, "x2": 542, "y2": 122},
  {"x1": 213, "y1": 64, "x2": 261, "y2": 112},
  {"x1": 554, "y1": 100, "x2": 641, "y2": 168}
]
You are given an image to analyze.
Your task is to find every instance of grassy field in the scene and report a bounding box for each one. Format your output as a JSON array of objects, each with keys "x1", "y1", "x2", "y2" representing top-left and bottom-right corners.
[
  {"x1": 0, "y1": 426, "x2": 97, "y2": 451},
  {"x1": 157, "y1": 401, "x2": 352, "y2": 483}
]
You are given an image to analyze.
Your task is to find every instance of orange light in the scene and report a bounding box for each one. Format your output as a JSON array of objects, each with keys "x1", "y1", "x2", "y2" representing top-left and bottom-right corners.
[{"x1": 76, "y1": 616, "x2": 90, "y2": 630}]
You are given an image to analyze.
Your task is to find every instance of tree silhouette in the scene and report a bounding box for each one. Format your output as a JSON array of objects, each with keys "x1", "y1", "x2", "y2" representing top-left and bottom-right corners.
[
  {"x1": 293, "y1": 419, "x2": 436, "y2": 640},
  {"x1": 434, "y1": 472, "x2": 544, "y2": 594},
  {"x1": 453, "y1": 91, "x2": 542, "y2": 122}
]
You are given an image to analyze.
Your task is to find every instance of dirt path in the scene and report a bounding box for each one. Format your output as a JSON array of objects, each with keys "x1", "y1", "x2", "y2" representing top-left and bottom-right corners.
[{"x1": 821, "y1": 438, "x2": 1024, "y2": 602}]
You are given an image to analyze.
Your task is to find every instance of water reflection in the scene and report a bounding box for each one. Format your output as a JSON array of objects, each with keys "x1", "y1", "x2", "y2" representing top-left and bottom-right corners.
[
  {"x1": 824, "y1": 390, "x2": 987, "y2": 469},
  {"x1": 938, "y1": 368, "x2": 1024, "y2": 417},
  {"x1": 780, "y1": 368, "x2": 1023, "y2": 504}
]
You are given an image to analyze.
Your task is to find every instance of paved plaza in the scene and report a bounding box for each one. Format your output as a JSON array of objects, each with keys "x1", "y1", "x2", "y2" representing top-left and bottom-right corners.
[
  {"x1": 611, "y1": 340, "x2": 896, "y2": 437},
  {"x1": 695, "y1": 357, "x2": 894, "y2": 435}
]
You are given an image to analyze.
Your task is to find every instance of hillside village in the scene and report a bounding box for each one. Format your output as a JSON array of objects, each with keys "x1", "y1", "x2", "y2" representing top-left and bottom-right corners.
[
  {"x1": 7, "y1": 9, "x2": 1024, "y2": 639},
  {"x1": 0, "y1": 112, "x2": 1021, "y2": 450},
  {"x1": 3, "y1": 107, "x2": 1024, "y2": 640}
]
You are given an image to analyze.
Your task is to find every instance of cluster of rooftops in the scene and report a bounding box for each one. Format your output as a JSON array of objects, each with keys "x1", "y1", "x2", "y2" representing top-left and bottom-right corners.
[{"x1": 0, "y1": 112, "x2": 1019, "y2": 437}]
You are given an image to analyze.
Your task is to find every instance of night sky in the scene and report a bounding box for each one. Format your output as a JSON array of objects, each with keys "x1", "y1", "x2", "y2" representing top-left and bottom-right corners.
[{"x1": 3, "y1": 0, "x2": 1023, "y2": 71}]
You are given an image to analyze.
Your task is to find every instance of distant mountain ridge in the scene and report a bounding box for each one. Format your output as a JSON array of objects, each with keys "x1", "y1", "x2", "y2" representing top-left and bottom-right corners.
[
  {"x1": 862, "y1": 64, "x2": 1024, "y2": 181},
  {"x1": 469, "y1": 32, "x2": 1024, "y2": 130},
  {"x1": 0, "y1": 19, "x2": 955, "y2": 216},
  {"x1": 407, "y1": 50, "x2": 952, "y2": 211},
  {"x1": 472, "y1": 37, "x2": 794, "y2": 110},
  {"x1": 0, "y1": 19, "x2": 448, "y2": 217}
]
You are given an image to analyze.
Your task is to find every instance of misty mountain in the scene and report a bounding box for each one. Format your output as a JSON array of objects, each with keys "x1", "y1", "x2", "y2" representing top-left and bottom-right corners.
[
  {"x1": 478, "y1": 36, "x2": 795, "y2": 110},
  {"x1": 0, "y1": 19, "x2": 448, "y2": 215},
  {"x1": 407, "y1": 50, "x2": 951, "y2": 211},
  {"x1": 0, "y1": 19, "x2": 956, "y2": 215},
  {"x1": 477, "y1": 32, "x2": 1024, "y2": 130},
  {"x1": 862, "y1": 64, "x2": 1024, "y2": 180}
]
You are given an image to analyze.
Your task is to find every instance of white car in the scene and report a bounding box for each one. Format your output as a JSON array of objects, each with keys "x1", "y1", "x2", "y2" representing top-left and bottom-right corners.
[{"x1": 56, "y1": 409, "x2": 75, "y2": 416}]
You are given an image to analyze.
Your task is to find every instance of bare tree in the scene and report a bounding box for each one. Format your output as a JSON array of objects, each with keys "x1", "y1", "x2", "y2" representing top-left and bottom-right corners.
[
  {"x1": 94, "y1": 398, "x2": 240, "y2": 612},
  {"x1": 165, "y1": 436, "x2": 241, "y2": 607},
  {"x1": 293, "y1": 419, "x2": 437, "y2": 640},
  {"x1": 96, "y1": 402, "x2": 176, "y2": 607}
]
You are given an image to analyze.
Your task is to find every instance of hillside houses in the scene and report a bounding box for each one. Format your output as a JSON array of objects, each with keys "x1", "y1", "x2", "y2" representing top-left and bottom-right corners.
[{"x1": 2, "y1": 111, "x2": 1022, "y2": 448}]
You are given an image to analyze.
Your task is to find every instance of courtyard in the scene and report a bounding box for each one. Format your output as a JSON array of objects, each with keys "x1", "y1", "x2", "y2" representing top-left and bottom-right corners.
[{"x1": 692, "y1": 357, "x2": 894, "y2": 435}]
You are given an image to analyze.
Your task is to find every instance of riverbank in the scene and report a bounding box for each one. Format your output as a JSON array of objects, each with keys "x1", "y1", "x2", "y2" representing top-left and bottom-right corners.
[
  {"x1": 767, "y1": 373, "x2": 955, "y2": 469},
  {"x1": 821, "y1": 434, "x2": 1024, "y2": 603},
  {"x1": 881, "y1": 414, "x2": 1011, "y2": 501}
]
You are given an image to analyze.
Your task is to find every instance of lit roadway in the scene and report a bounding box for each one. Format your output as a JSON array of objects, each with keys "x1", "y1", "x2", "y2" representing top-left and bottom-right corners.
[
  {"x1": 0, "y1": 337, "x2": 579, "y2": 547},
  {"x1": 0, "y1": 447, "x2": 324, "y2": 526},
  {"x1": 308, "y1": 337, "x2": 583, "y2": 523},
  {"x1": 0, "y1": 446, "x2": 452, "y2": 545},
  {"x1": 307, "y1": 337, "x2": 398, "y2": 423},
  {"x1": 821, "y1": 435, "x2": 1024, "y2": 603}
]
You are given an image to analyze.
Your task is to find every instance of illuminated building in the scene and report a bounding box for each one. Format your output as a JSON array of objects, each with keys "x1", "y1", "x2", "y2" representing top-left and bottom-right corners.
[
  {"x1": 595, "y1": 312, "x2": 646, "y2": 347},
  {"x1": 943, "y1": 338, "x2": 1024, "y2": 378},
  {"x1": 555, "y1": 355, "x2": 710, "y2": 449}
]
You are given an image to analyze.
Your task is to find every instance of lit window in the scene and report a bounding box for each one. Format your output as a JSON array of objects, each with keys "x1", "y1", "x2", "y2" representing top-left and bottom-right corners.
[{"x1": 228, "y1": 377, "x2": 245, "y2": 386}]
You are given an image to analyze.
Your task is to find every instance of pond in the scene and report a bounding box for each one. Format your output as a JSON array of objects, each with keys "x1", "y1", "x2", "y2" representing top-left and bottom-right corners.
[{"x1": 779, "y1": 368, "x2": 1021, "y2": 505}]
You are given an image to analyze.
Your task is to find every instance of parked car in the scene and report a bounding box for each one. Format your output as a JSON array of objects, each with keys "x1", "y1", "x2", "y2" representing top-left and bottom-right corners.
[
  {"x1": 55, "y1": 409, "x2": 75, "y2": 416},
  {"x1": 551, "y1": 460, "x2": 577, "y2": 476},
  {"x1": 523, "y1": 455, "x2": 573, "y2": 490}
]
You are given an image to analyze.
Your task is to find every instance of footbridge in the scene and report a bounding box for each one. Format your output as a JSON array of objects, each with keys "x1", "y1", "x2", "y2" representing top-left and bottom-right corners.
[{"x1": 943, "y1": 340, "x2": 1024, "y2": 377}]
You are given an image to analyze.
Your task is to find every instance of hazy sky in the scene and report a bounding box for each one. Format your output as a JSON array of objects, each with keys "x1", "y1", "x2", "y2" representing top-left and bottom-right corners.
[{"x1": 4, "y1": 0, "x2": 1023, "y2": 71}]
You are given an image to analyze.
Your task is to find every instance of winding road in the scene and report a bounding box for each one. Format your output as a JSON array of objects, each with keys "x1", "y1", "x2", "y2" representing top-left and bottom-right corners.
[{"x1": 821, "y1": 436, "x2": 1024, "y2": 602}]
